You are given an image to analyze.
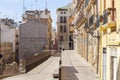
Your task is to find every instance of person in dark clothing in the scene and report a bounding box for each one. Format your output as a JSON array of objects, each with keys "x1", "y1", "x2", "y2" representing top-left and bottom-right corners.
[{"x1": 62, "y1": 45, "x2": 65, "y2": 51}]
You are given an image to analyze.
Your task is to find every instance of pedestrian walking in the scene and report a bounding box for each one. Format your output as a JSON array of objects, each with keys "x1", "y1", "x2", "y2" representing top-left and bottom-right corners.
[{"x1": 62, "y1": 45, "x2": 65, "y2": 51}]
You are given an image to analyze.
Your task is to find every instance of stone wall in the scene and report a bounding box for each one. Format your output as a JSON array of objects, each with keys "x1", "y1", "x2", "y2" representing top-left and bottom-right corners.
[{"x1": 19, "y1": 21, "x2": 48, "y2": 59}]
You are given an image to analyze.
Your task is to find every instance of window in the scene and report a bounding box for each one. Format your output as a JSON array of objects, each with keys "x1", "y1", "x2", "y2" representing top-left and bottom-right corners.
[
  {"x1": 96, "y1": 15, "x2": 100, "y2": 27},
  {"x1": 64, "y1": 25, "x2": 67, "y2": 32},
  {"x1": 102, "y1": 47, "x2": 107, "y2": 80},
  {"x1": 89, "y1": 15, "x2": 94, "y2": 26},
  {"x1": 69, "y1": 35, "x2": 73, "y2": 41},
  {"x1": 64, "y1": 12, "x2": 66, "y2": 14},
  {"x1": 60, "y1": 16, "x2": 63, "y2": 23},
  {"x1": 61, "y1": 12, "x2": 63, "y2": 14},
  {"x1": 85, "y1": 0, "x2": 90, "y2": 8},
  {"x1": 60, "y1": 25, "x2": 63, "y2": 32},
  {"x1": 103, "y1": 10, "x2": 108, "y2": 24},
  {"x1": 64, "y1": 16, "x2": 67, "y2": 23},
  {"x1": 60, "y1": 36, "x2": 63, "y2": 41}
]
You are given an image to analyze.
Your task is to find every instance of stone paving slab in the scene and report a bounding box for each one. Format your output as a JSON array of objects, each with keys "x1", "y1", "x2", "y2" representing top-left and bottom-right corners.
[{"x1": 61, "y1": 50, "x2": 99, "y2": 80}]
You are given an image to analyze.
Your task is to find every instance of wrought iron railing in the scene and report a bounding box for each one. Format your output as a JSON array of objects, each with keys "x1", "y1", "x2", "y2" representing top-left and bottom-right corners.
[
  {"x1": 89, "y1": 15, "x2": 94, "y2": 26},
  {"x1": 96, "y1": 15, "x2": 100, "y2": 27},
  {"x1": 85, "y1": 0, "x2": 90, "y2": 8}
]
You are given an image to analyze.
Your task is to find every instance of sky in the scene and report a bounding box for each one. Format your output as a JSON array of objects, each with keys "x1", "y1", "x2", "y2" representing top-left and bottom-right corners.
[{"x1": 0, "y1": 0, "x2": 72, "y2": 28}]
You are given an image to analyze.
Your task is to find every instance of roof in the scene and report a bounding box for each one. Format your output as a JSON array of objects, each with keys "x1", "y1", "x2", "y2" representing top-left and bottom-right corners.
[{"x1": 57, "y1": 3, "x2": 72, "y2": 11}]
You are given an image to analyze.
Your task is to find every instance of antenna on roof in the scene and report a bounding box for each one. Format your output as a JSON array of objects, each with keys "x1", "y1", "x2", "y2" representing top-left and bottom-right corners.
[
  {"x1": 23, "y1": 0, "x2": 25, "y2": 13},
  {"x1": 45, "y1": 0, "x2": 48, "y2": 15},
  {"x1": 45, "y1": 0, "x2": 47, "y2": 9}
]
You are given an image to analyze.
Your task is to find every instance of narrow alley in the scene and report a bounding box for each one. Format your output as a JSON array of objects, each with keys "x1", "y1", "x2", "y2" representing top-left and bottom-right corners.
[
  {"x1": 1, "y1": 0, "x2": 120, "y2": 80},
  {"x1": 1, "y1": 50, "x2": 99, "y2": 80},
  {"x1": 61, "y1": 50, "x2": 99, "y2": 80}
]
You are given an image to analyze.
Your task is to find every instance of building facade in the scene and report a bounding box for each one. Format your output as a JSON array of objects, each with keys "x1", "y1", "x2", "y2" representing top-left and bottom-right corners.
[
  {"x1": 99, "y1": 0, "x2": 118, "y2": 80},
  {"x1": 51, "y1": 29, "x2": 58, "y2": 50},
  {"x1": 56, "y1": 3, "x2": 73, "y2": 50},
  {"x1": 72, "y1": 0, "x2": 120, "y2": 80},
  {"x1": 0, "y1": 18, "x2": 18, "y2": 74},
  {"x1": 19, "y1": 9, "x2": 52, "y2": 59}
]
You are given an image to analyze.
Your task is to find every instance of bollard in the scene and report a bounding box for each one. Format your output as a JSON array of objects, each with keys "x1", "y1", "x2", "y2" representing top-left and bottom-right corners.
[
  {"x1": 59, "y1": 66, "x2": 61, "y2": 80},
  {"x1": 59, "y1": 60, "x2": 61, "y2": 65}
]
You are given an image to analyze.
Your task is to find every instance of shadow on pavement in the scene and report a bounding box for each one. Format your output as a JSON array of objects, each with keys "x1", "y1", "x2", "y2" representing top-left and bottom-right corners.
[{"x1": 61, "y1": 66, "x2": 79, "y2": 80}]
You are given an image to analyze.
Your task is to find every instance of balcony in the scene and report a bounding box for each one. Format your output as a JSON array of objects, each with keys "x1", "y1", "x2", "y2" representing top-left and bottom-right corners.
[
  {"x1": 85, "y1": 4, "x2": 92, "y2": 12},
  {"x1": 84, "y1": 21, "x2": 88, "y2": 29},
  {"x1": 75, "y1": 0, "x2": 84, "y2": 13},
  {"x1": 89, "y1": 0, "x2": 96, "y2": 5},
  {"x1": 85, "y1": 0, "x2": 96, "y2": 13},
  {"x1": 100, "y1": 8, "x2": 116, "y2": 31},
  {"x1": 75, "y1": 4, "x2": 86, "y2": 28},
  {"x1": 85, "y1": 0, "x2": 90, "y2": 8},
  {"x1": 95, "y1": 17, "x2": 100, "y2": 28},
  {"x1": 107, "y1": 21, "x2": 116, "y2": 28},
  {"x1": 89, "y1": 15, "x2": 94, "y2": 26},
  {"x1": 103, "y1": 10, "x2": 109, "y2": 25},
  {"x1": 76, "y1": 11, "x2": 87, "y2": 28}
]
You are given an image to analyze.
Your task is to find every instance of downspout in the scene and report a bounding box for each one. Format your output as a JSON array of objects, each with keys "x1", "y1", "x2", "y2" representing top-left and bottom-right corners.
[
  {"x1": 96, "y1": 33, "x2": 100, "y2": 74},
  {"x1": 86, "y1": 31, "x2": 88, "y2": 61},
  {"x1": 96, "y1": 0, "x2": 99, "y2": 74},
  {"x1": 100, "y1": 0, "x2": 102, "y2": 80},
  {"x1": 104, "y1": 0, "x2": 106, "y2": 10},
  {"x1": 112, "y1": 0, "x2": 114, "y2": 21}
]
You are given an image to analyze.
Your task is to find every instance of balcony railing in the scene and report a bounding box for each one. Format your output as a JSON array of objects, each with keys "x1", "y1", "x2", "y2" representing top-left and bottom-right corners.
[
  {"x1": 75, "y1": 0, "x2": 84, "y2": 13},
  {"x1": 85, "y1": 0, "x2": 96, "y2": 12},
  {"x1": 75, "y1": 0, "x2": 80, "y2": 9},
  {"x1": 75, "y1": 4, "x2": 86, "y2": 27},
  {"x1": 84, "y1": 21, "x2": 88, "y2": 29},
  {"x1": 96, "y1": 15, "x2": 100, "y2": 28},
  {"x1": 76, "y1": 11, "x2": 84, "y2": 26},
  {"x1": 89, "y1": 0, "x2": 96, "y2": 5},
  {"x1": 89, "y1": 15, "x2": 94, "y2": 26},
  {"x1": 85, "y1": 0, "x2": 90, "y2": 8}
]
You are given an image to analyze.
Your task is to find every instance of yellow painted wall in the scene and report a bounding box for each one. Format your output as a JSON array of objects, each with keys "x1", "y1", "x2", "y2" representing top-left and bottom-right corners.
[{"x1": 116, "y1": 0, "x2": 120, "y2": 80}]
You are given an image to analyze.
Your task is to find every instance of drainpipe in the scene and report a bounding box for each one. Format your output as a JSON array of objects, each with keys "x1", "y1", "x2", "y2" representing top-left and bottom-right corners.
[
  {"x1": 96, "y1": 0, "x2": 99, "y2": 74},
  {"x1": 86, "y1": 32, "x2": 88, "y2": 61},
  {"x1": 96, "y1": 34, "x2": 100, "y2": 74},
  {"x1": 112, "y1": 0, "x2": 114, "y2": 21},
  {"x1": 104, "y1": 0, "x2": 106, "y2": 10},
  {"x1": 100, "y1": 0, "x2": 102, "y2": 79}
]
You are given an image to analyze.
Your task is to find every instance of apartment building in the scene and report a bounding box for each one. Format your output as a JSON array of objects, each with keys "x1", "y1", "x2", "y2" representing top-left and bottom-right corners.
[
  {"x1": 0, "y1": 18, "x2": 18, "y2": 74},
  {"x1": 56, "y1": 3, "x2": 73, "y2": 50},
  {"x1": 99, "y1": 0, "x2": 118, "y2": 80},
  {"x1": 73, "y1": 0, "x2": 120, "y2": 80},
  {"x1": 19, "y1": 9, "x2": 52, "y2": 59}
]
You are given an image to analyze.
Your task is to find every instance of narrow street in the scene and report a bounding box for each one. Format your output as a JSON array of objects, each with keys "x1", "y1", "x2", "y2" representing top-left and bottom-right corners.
[
  {"x1": 0, "y1": 0, "x2": 120, "y2": 80},
  {"x1": 61, "y1": 50, "x2": 99, "y2": 80},
  {"x1": 1, "y1": 50, "x2": 99, "y2": 80}
]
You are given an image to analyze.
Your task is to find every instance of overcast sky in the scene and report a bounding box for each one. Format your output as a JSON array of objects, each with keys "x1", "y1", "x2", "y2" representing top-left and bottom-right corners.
[{"x1": 0, "y1": 0, "x2": 72, "y2": 28}]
